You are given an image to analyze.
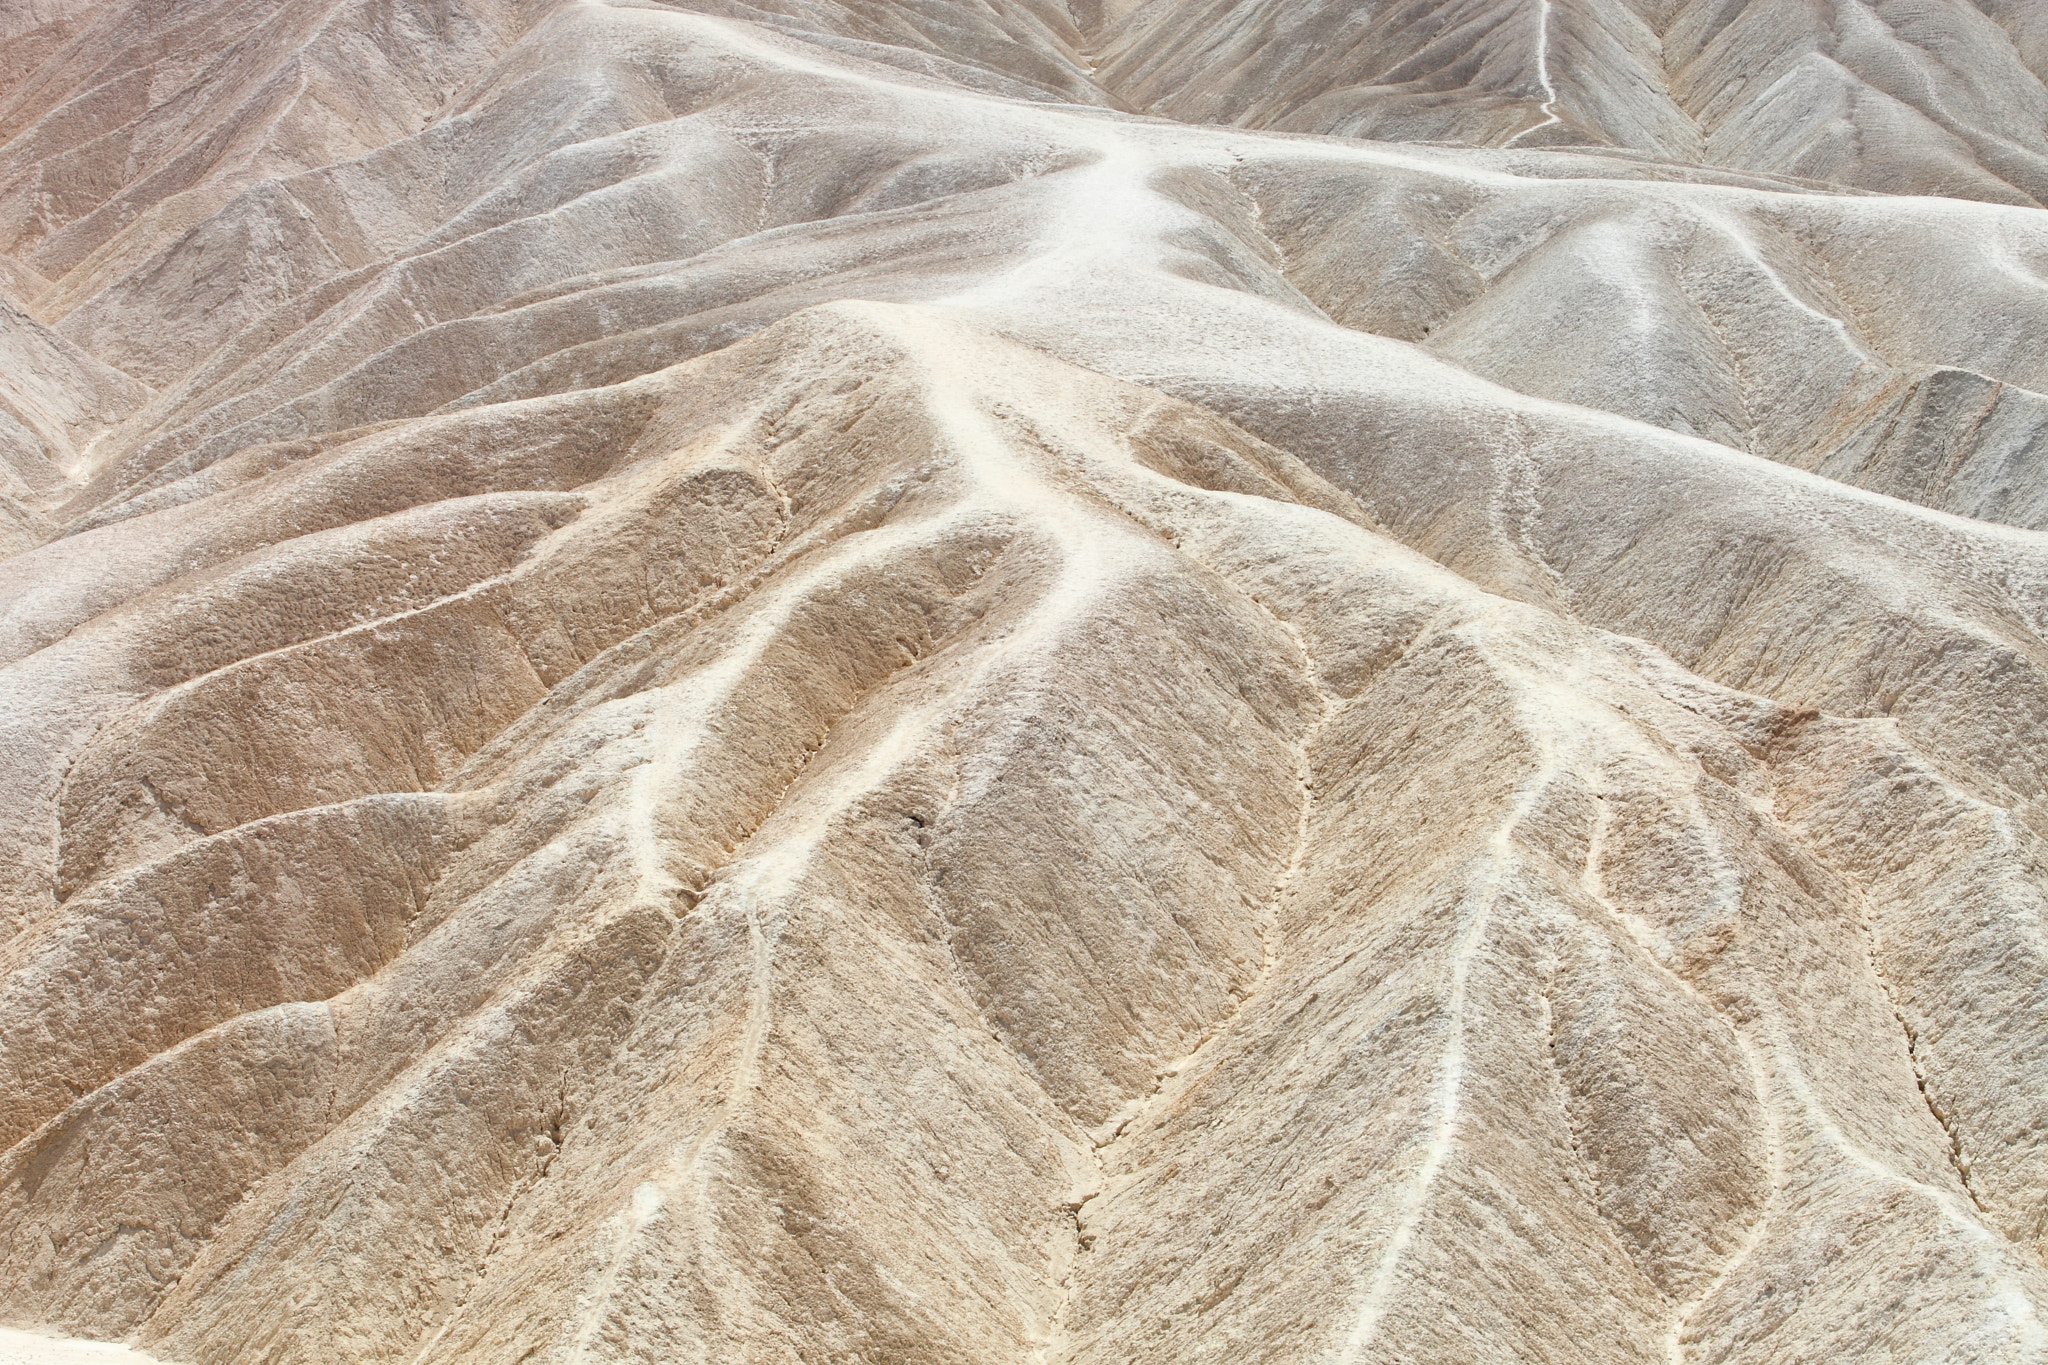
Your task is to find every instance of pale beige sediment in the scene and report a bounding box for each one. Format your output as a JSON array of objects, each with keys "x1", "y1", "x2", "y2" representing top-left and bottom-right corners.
[{"x1": 2, "y1": 3, "x2": 2048, "y2": 1363}]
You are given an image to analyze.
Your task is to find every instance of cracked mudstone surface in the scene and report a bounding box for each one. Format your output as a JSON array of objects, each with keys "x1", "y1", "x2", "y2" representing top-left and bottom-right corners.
[{"x1": 5, "y1": 1, "x2": 2048, "y2": 1362}]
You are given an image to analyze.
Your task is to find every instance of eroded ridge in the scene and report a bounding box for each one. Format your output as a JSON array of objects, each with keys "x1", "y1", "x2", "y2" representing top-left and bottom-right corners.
[{"x1": 4, "y1": 2, "x2": 2048, "y2": 1363}]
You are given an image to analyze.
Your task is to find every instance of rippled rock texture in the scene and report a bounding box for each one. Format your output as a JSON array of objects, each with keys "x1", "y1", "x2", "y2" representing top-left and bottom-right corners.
[{"x1": 5, "y1": 2, "x2": 2048, "y2": 1362}]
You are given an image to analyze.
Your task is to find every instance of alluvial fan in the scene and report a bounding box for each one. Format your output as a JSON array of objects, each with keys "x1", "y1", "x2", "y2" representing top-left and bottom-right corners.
[{"x1": 5, "y1": 1, "x2": 2048, "y2": 1361}]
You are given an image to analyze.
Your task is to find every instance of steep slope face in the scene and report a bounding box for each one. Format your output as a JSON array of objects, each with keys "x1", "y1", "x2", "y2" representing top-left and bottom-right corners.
[
  {"x1": 1091, "y1": 0, "x2": 2048, "y2": 204},
  {"x1": 0, "y1": 286, "x2": 142, "y2": 553},
  {"x1": 1250, "y1": 155, "x2": 2048, "y2": 530},
  {"x1": 3, "y1": 3, "x2": 2048, "y2": 1364}
]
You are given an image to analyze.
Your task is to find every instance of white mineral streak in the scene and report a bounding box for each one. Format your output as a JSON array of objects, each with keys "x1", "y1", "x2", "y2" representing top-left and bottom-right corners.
[
  {"x1": 1503, "y1": 0, "x2": 1563, "y2": 148},
  {"x1": 0, "y1": 1330, "x2": 159, "y2": 1365}
]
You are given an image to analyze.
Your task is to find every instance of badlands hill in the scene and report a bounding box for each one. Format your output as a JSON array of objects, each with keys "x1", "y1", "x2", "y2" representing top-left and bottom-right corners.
[{"x1": 4, "y1": 1, "x2": 2048, "y2": 1362}]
